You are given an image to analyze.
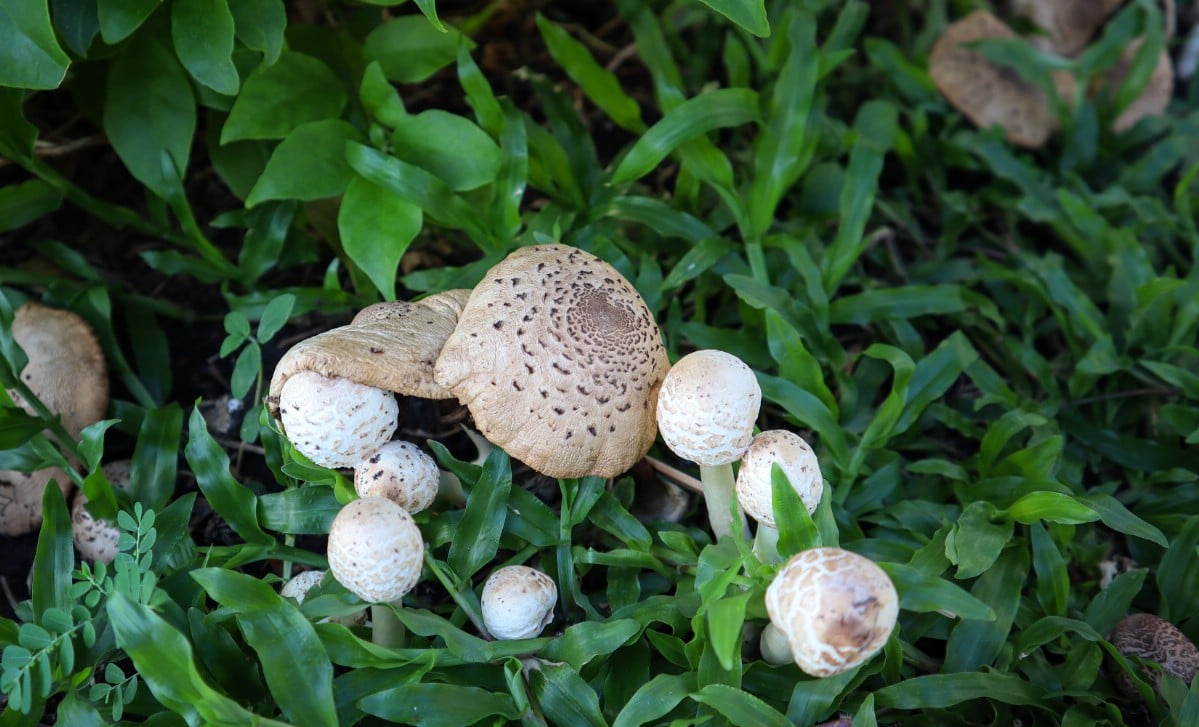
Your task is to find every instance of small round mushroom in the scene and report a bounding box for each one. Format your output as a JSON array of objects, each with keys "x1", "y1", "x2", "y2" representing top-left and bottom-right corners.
[
  {"x1": 1, "y1": 302, "x2": 108, "y2": 536},
  {"x1": 71, "y1": 460, "x2": 131, "y2": 563},
  {"x1": 736, "y1": 431, "x2": 823, "y2": 563},
  {"x1": 480, "y1": 565, "x2": 558, "y2": 640},
  {"x1": 1110, "y1": 613, "x2": 1199, "y2": 697},
  {"x1": 327, "y1": 496, "x2": 425, "y2": 646},
  {"x1": 656, "y1": 349, "x2": 761, "y2": 540},
  {"x1": 354, "y1": 440, "x2": 439, "y2": 514},
  {"x1": 278, "y1": 371, "x2": 399, "y2": 469},
  {"x1": 433, "y1": 245, "x2": 670, "y2": 479},
  {"x1": 763, "y1": 547, "x2": 899, "y2": 677},
  {"x1": 281, "y1": 569, "x2": 366, "y2": 626}
]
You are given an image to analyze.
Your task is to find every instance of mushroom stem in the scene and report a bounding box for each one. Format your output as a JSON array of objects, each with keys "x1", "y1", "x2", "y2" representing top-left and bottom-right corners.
[
  {"x1": 699, "y1": 463, "x2": 745, "y2": 541},
  {"x1": 371, "y1": 603, "x2": 406, "y2": 648},
  {"x1": 759, "y1": 623, "x2": 791, "y2": 665},
  {"x1": 752, "y1": 524, "x2": 782, "y2": 564}
]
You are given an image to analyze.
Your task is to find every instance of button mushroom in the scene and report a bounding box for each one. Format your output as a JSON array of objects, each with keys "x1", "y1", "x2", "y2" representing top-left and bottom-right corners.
[
  {"x1": 354, "y1": 440, "x2": 440, "y2": 514},
  {"x1": 480, "y1": 565, "x2": 558, "y2": 640},
  {"x1": 277, "y1": 371, "x2": 399, "y2": 469},
  {"x1": 1109, "y1": 613, "x2": 1199, "y2": 698},
  {"x1": 735, "y1": 430, "x2": 823, "y2": 563},
  {"x1": 655, "y1": 349, "x2": 761, "y2": 540},
  {"x1": 71, "y1": 460, "x2": 131, "y2": 563},
  {"x1": 433, "y1": 245, "x2": 670, "y2": 479},
  {"x1": 1, "y1": 302, "x2": 108, "y2": 536},
  {"x1": 326, "y1": 496, "x2": 425, "y2": 646},
  {"x1": 762, "y1": 547, "x2": 899, "y2": 677}
]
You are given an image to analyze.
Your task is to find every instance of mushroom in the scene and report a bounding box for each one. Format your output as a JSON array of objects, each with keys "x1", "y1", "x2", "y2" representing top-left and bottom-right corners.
[
  {"x1": 929, "y1": 10, "x2": 1077, "y2": 148},
  {"x1": 281, "y1": 569, "x2": 366, "y2": 626},
  {"x1": 480, "y1": 565, "x2": 558, "y2": 640},
  {"x1": 1010, "y1": 0, "x2": 1124, "y2": 56},
  {"x1": 353, "y1": 440, "x2": 440, "y2": 514},
  {"x1": 762, "y1": 547, "x2": 899, "y2": 677},
  {"x1": 277, "y1": 371, "x2": 400, "y2": 469},
  {"x1": 326, "y1": 496, "x2": 425, "y2": 646},
  {"x1": 71, "y1": 460, "x2": 131, "y2": 563},
  {"x1": 1109, "y1": 613, "x2": 1199, "y2": 697},
  {"x1": 433, "y1": 245, "x2": 670, "y2": 479},
  {"x1": 1, "y1": 302, "x2": 108, "y2": 535},
  {"x1": 735, "y1": 431, "x2": 823, "y2": 563},
  {"x1": 655, "y1": 349, "x2": 761, "y2": 541}
]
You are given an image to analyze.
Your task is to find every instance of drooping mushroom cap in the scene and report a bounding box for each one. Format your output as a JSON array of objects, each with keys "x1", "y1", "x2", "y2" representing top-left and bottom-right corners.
[
  {"x1": 1110, "y1": 613, "x2": 1199, "y2": 696},
  {"x1": 656, "y1": 349, "x2": 761, "y2": 467},
  {"x1": 1010, "y1": 0, "x2": 1124, "y2": 56},
  {"x1": 0, "y1": 468, "x2": 72, "y2": 536},
  {"x1": 480, "y1": 565, "x2": 558, "y2": 640},
  {"x1": 736, "y1": 430, "x2": 822, "y2": 529},
  {"x1": 1098, "y1": 39, "x2": 1174, "y2": 133},
  {"x1": 765, "y1": 547, "x2": 899, "y2": 677},
  {"x1": 278, "y1": 371, "x2": 399, "y2": 469},
  {"x1": 327, "y1": 496, "x2": 424, "y2": 603},
  {"x1": 433, "y1": 245, "x2": 670, "y2": 479},
  {"x1": 71, "y1": 460, "x2": 131, "y2": 563},
  {"x1": 266, "y1": 289, "x2": 472, "y2": 417},
  {"x1": 354, "y1": 440, "x2": 439, "y2": 514},
  {"x1": 930, "y1": 10, "x2": 1075, "y2": 148}
]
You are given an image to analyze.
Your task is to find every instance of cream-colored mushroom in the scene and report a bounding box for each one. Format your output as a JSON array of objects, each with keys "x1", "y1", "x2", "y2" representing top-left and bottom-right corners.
[
  {"x1": 354, "y1": 440, "x2": 439, "y2": 514},
  {"x1": 71, "y1": 460, "x2": 131, "y2": 563},
  {"x1": 480, "y1": 565, "x2": 558, "y2": 640},
  {"x1": 433, "y1": 245, "x2": 670, "y2": 479},
  {"x1": 277, "y1": 371, "x2": 399, "y2": 469},
  {"x1": 762, "y1": 547, "x2": 899, "y2": 677},
  {"x1": 735, "y1": 431, "x2": 823, "y2": 563},
  {"x1": 1110, "y1": 613, "x2": 1199, "y2": 697},
  {"x1": 1, "y1": 302, "x2": 108, "y2": 536},
  {"x1": 656, "y1": 349, "x2": 760, "y2": 541}
]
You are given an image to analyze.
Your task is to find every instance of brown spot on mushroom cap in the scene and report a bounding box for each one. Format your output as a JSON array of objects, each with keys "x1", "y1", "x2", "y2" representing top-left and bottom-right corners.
[
  {"x1": 1010, "y1": 0, "x2": 1124, "y2": 57},
  {"x1": 71, "y1": 460, "x2": 131, "y2": 563},
  {"x1": 930, "y1": 10, "x2": 1076, "y2": 148},
  {"x1": 433, "y1": 245, "x2": 670, "y2": 479},
  {"x1": 267, "y1": 290, "x2": 472, "y2": 417},
  {"x1": 765, "y1": 547, "x2": 899, "y2": 677},
  {"x1": 1095, "y1": 39, "x2": 1174, "y2": 133},
  {"x1": 1110, "y1": 613, "x2": 1199, "y2": 697}
]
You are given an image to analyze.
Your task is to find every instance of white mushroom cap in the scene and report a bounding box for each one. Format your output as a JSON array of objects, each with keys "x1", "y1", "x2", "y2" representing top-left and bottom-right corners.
[
  {"x1": 765, "y1": 547, "x2": 899, "y2": 677},
  {"x1": 71, "y1": 460, "x2": 132, "y2": 563},
  {"x1": 480, "y1": 565, "x2": 558, "y2": 640},
  {"x1": 327, "y1": 496, "x2": 424, "y2": 603},
  {"x1": 656, "y1": 349, "x2": 761, "y2": 467},
  {"x1": 278, "y1": 371, "x2": 399, "y2": 469},
  {"x1": 736, "y1": 431, "x2": 822, "y2": 529},
  {"x1": 354, "y1": 440, "x2": 439, "y2": 514}
]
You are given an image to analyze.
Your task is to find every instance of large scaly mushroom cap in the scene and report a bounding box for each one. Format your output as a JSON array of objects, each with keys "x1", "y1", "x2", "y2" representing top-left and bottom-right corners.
[
  {"x1": 327, "y1": 496, "x2": 424, "y2": 603},
  {"x1": 266, "y1": 289, "x2": 472, "y2": 418},
  {"x1": 930, "y1": 10, "x2": 1076, "y2": 148},
  {"x1": 736, "y1": 430, "x2": 822, "y2": 528},
  {"x1": 433, "y1": 245, "x2": 670, "y2": 479},
  {"x1": 765, "y1": 547, "x2": 899, "y2": 677},
  {"x1": 0, "y1": 303, "x2": 108, "y2": 536},
  {"x1": 1110, "y1": 613, "x2": 1199, "y2": 696},
  {"x1": 1010, "y1": 0, "x2": 1125, "y2": 56}
]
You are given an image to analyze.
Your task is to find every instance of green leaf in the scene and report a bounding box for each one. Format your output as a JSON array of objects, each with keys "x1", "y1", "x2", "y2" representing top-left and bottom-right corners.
[
  {"x1": 612, "y1": 88, "x2": 760, "y2": 184},
  {"x1": 246, "y1": 120, "x2": 364, "y2": 205},
  {"x1": 0, "y1": 179, "x2": 62, "y2": 232},
  {"x1": 229, "y1": 0, "x2": 285, "y2": 64},
  {"x1": 391, "y1": 110, "x2": 502, "y2": 191},
  {"x1": 31, "y1": 482, "x2": 72, "y2": 619},
  {"x1": 171, "y1": 0, "x2": 239, "y2": 95},
  {"x1": 829, "y1": 285, "x2": 969, "y2": 325},
  {"x1": 879, "y1": 562, "x2": 995, "y2": 621},
  {"x1": 191, "y1": 568, "x2": 338, "y2": 727},
  {"x1": 256, "y1": 293, "x2": 295, "y2": 343},
  {"x1": 529, "y1": 662, "x2": 607, "y2": 727},
  {"x1": 222, "y1": 51, "x2": 347, "y2": 143},
  {"x1": 943, "y1": 547, "x2": 1028, "y2": 672},
  {"x1": 694, "y1": 0, "x2": 769, "y2": 37},
  {"x1": 1083, "y1": 493, "x2": 1167, "y2": 548},
  {"x1": 183, "y1": 405, "x2": 272, "y2": 544},
  {"x1": 0, "y1": 0, "x2": 71, "y2": 88},
  {"x1": 1158, "y1": 516, "x2": 1199, "y2": 623},
  {"x1": 874, "y1": 671, "x2": 1045, "y2": 709},
  {"x1": 447, "y1": 448, "x2": 511, "y2": 580},
  {"x1": 229, "y1": 343, "x2": 260, "y2": 399},
  {"x1": 541, "y1": 619, "x2": 640, "y2": 671},
  {"x1": 362, "y1": 15, "x2": 465, "y2": 84},
  {"x1": 258, "y1": 485, "x2": 341, "y2": 535},
  {"x1": 706, "y1": 591, "x2": 750, "y2": 671},
  {"x1": 1004, "y1": 492, "x2": 1099, "y2": 525},
  {"x1": 691, "y1": 684, "x2": 791, "y2": 727},
  {"x1": 945, "y1": 502, "x2": 1012, "y2": 579},
  {"x1": 612, "y1": 672, "x2": 695, "y2": 727},
  {"x1": 358, "y1": 683, "x2": 520, "y2": 726},
  {"x1": 103, "y1": 30, "x2": 196, "y2": 199},
  {"x1": 535, "y1": 14, "x2": 643, "y2": 133},
  {"x1": 96, "y1": 0, "x2": 157, "y2": 42}
]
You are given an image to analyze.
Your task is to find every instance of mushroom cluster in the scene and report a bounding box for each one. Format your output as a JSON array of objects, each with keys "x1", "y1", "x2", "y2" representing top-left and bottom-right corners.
[{"x1": 930, "y1": 2, "x2": 1176, "y2": 147}]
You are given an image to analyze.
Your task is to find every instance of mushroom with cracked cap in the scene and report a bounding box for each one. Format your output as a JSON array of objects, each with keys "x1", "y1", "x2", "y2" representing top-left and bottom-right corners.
[
  {"x1": 433, "y1": 244, "x2": 670, "y2": 479},
  {"x1": 1109, "y1": 612, "x2": 1199, "y2": 697},
  {"x1": 735, "y1": 430, "x2": 823, "y2": 563},
  {"x1": 354, "y1": 439, "x2": 440, "y2": 514},
  {"x1": 480, "y1": 565, "x2": 558, "y2": 640},
  {"x1": 656, "y1": 349, "x2": 761, "y2": 541},
  {"x1": 761, "y1": 547, "x2": 899, "y2": 677},
  {"x1": 71, "y1": 460, "x2": 132, "y2": 563}
]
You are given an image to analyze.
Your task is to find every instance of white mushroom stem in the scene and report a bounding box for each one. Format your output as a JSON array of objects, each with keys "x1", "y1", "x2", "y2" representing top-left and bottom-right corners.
[
  {"x1": 371, "y1": 603, "x2": 406, "y2": 648},
  {"x1": 700, "y1": 464, "x2": 745, "y2": 541},
  {"x1": 759, "y1": 623, "x2": 792, "y2": 665}
]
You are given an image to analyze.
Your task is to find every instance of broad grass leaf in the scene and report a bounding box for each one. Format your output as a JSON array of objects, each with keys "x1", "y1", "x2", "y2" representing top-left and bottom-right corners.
[
  {"x1": 191, "y1": 568, "x2": 338, "y2": 727},
  {"x1": 222, "y1": 51, "x2": 346, "y2": 143},
  {"x1": 246, "y1": 120, "x2": 364, "y2": 205},
  {"x1": 604, "y1": 196, "x2": 717, "y2": 246},
  {"x1": 1082, "y1": 494, "x2": 1166, "y2": 547},
  {"x1": 338, "y1": 176, "x2": 422, "y2": 301},
  {"x1": 757, "y1": 373, "x2": 849, "y2": 469},
  {"x1": 258, "y1": 485, "x2": 340, "y2": 535},
  {"x1": 448, "y1": 448, "x2": 511, "y2": 580},
  {"x1": 851, "y1": 344, "x2": 914, "y2": 474},
  {"x1": 880, "y1": 562, "x2": 994, "y2": 621},
  {"x1": 943, "y1": 547, "x2": 1028, "y2": 672},
  {"x1": 785, "y1": 668, "x2": 857, "y2": 724},
  {"x1": 874, "y1": 671, "x2": 1045, "y2": 710},
  {"x1": 171, "y1": 0, "x2": 239, "y2": 95},
  {"x1": 391, "y1": 110, "x2": 501, "y2": 191},
  {"x1": 589, "y1": 491, "x2": 652, "y2": 549},
  {"x1": 611, "y1": 88, "x2": 760, "y2": 184},
  {"x1": 1005, "y1": 492, "x2": 1098, "y2": 525},
  {"x1": 358, "y1": 683, "x2": 520, "y2": 726},
  {"x1": 1030, "y1": 522, "x2": 1070, "y2": 616},
  {"x1": 489, "y1": 99, "x2": 527, "y2": 242},
  {"x1": 829, "y1": 285, "x2": 969, "y2": 325},
  {"x1": 230, "y1": 0, "x2": 285, "y2": 64},
  {"x1": 104, "y1": 31, "x2": 195, "y2": 199},
  {"x1": 691, "y1": 684, "x2": 791, "y2": 727},
  {"x1": 945, "y1": 501, "x2": 1012, "y2": 579},
  {"x1": 1063, "y1": 411, "x2": 1197, "y2": 471},
  {"x1": 541, "y1": 619, "x2": 640, "y2": 671},
  {"x1": 31, "y1": 482, "x2": 72, "y2": 619},
  {"x1": 1158, "y1": 515, "x2": 1199, "y2": 623},
  {"x1": 363, "y1": 15, "x2": 465, "y2": 84},
  {"x1": 774, "y1": 464, "x2": 820, "y2": 558},
  {"x1": 694, "y1": 0, "x2": 769, "y2": 37},
  {"x1": 49, "y1": 0, "x2": 100, "y2": 58},
  {"x1": 1083, "y1": 568, "x2": 1147, "y2": 635},
  {"x1": 0, "y1": 407, "x2": 45, "y2": 449},
  {"x1": 0, "y1": 179, "x2": 62, "y2": 232},
  {"x1": 612, "y1": 672, "x2": 694, "y2": 727},
  {"x1": 1015, "y1": 616, "x2": 1104, "y2": 657},
  {"x1": 536, "y1": 14, "x2": 644, "y2": 133},
  {"x1": 183, "y1": 405, "x2": 272, "y2": 544},
  {"x1": 457, "y1": 47, "x2": 503, "y2": 136},
  {"x1": 659, "y1": 237, "x2": 732, "y2": 291},
  {"x1": 707, "y1": 591, "x2": 750, "y2": 671},
  {"x1": 96, "y1": 0, "x2": 157, "y2": 43},
  {"x1": 530, "y1": 662, "x2": 607, "y2": 727}
]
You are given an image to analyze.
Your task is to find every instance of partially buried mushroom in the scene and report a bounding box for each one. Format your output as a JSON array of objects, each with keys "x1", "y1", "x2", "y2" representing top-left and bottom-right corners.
[
  {"x1": 1110, "y1": 612, "x2": 1199, "y2": 697},
  {"x1": 433, "y1": 245, "x2": 670, "y2": 479},
  {"x1": 1, "y1": 303, "x2": 108, "y2": 535},
  {"x1": 72, "y1": 460, "x2": 131, "y2": 563}
]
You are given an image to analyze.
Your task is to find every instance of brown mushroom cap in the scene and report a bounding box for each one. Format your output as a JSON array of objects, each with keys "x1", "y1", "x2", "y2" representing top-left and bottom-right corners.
[
  {"x1": 71, "y1": 460, "x2": 132, "y2": 563},
  {"x1": 0, "y1": 468, "x2": 72, "y2": 536},
  {"x1": 266, "y1": 289, "x2": 472, "y2": 418},
  {"x1": 930, "y1": 10, "x2": 1076, "y2": 148},
  {"x1": 1010, "y1": 0, "x2": 1125, "y2": 57},
  {"x1": 1110, "y1": 613, "x2": 1199, "y2": 696},
  {"x1": 433, "y1": 245, "x2": 670, "y2": 479}
]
